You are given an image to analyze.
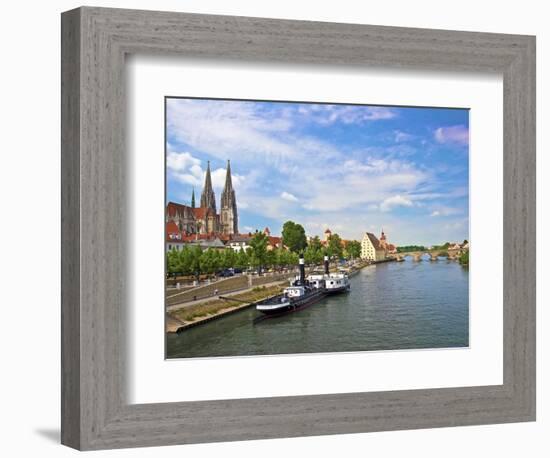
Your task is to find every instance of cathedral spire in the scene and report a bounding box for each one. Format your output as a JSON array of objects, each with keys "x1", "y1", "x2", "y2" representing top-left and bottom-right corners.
[
  {"x1": 223, "y1": 160, "x2": 233, "y2": 194},
  {"x1": 200, "y1": 161, "x2": 216, "y2": 212},
  {"x1": 191, "y1": 187, "x2": 195, "y2": 208},
  {"x1": 220, "y1": 159, "x2": 238, "y2": 235}
]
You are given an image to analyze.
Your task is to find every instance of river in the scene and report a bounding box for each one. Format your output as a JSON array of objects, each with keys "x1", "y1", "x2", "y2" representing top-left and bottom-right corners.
[{"x1": 166, "y1": 256, "x2": 469, "y2": 358}]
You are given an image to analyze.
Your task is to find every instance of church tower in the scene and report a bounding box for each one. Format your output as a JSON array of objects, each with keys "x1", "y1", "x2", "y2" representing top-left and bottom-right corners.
[
  {"x1": 220, "y1": 160, "x2": 238, "y2": 235},
  {"x1": 200, "y1": 161, "x2": 216, "y2": 213}
]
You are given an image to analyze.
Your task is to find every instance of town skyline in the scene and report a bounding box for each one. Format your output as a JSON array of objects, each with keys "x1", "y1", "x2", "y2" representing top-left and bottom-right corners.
[{"x1": 166, "y1": 97, "x2": 469, "y2": 246}]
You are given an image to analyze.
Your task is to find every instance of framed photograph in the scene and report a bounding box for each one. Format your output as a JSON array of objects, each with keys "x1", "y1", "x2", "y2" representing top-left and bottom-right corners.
[
  {"x1": 61, "y1": 6, "x2": 535, "y2": 450},
  {"x1": 163, "y1": 97, "x2": 471, "y2": 359}
]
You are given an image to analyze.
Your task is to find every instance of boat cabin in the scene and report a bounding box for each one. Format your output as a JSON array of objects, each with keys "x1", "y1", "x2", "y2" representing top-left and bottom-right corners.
[
  {"x1": 284, "y1": 286, "x2": 305, "y2": 298},
  {"x1": 307, "y1": 275, "x2": 326, "y2": 289}
]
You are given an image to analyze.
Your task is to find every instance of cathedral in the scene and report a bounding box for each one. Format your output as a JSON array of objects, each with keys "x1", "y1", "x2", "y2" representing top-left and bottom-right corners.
[{"x1": 166, "y1": 160, "x2": 238, "y2": 236}]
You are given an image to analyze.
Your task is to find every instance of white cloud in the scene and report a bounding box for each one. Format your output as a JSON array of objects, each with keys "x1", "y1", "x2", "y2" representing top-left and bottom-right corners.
[
  {"x1": 167, "y1": 150, "x2": 247, "y2": 192},
  {"x1": 297, "y1": 104, "x2": 397, "y2": 125},
  {"x1": 295, "y1": 158, "x2": 428, "y2": 212},
  {"x1": 430, "y1": 206, "x2": 462, "y2": 217},
  {"x1": 280, "y1": 191, "x2": 298, "y2": 202},
  {"x1": 166, "y1": 150, "x2": 200, "y2": 172},
  {"x1": 167, "y1": 99, "x2": 299, "y2": 166},
  {"x1": 166, "y1": 151, "x2": 204, "y2": 186},
  {"x1": 380, "y1": 195, "x2": 414, "y2": 212},
  {"x1": 394, "y1": 130, "x2": 413, "y2": 143},
  {"x1": 434, "y1": 125, "x2": 469, "y2": 145},
  {"x1": 210, "y1": 167, "x2": 245, "y2": 192}
]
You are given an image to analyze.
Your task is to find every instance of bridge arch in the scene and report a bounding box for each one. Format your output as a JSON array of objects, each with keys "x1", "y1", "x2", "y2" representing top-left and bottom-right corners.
[{"x1": 393, "y1": 250, "x2": 457, "y2": 262}]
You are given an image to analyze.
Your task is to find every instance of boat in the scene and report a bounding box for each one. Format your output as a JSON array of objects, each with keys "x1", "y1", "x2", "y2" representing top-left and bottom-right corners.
[
  {"x1": 256, "y1": 254, "x2": 327, "y2": 316},
  {"x1": 307, "y1": 255, "x2": 351, "y2": 294}
]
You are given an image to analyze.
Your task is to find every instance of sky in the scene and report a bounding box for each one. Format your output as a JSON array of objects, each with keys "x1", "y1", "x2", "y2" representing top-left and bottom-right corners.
[{"x1": 166, "y1": 97, "x2": 469, "y2": 246}]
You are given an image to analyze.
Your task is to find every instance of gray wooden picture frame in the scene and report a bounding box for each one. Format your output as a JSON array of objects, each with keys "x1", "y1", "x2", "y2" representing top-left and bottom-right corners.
[{"x1": 61, "y1": 6, "x2": 536, "y2": 451}]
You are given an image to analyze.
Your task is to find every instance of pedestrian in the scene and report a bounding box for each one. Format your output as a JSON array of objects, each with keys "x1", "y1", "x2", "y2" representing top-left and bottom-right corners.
[{"x1": 214, "y1": 288, "x2": 219, "y2": 296}]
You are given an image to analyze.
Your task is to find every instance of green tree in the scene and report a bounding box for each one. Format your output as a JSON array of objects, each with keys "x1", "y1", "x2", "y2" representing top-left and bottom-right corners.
[
  {"x1": 345, "y1": 240, "x2": 361, "y2": 259},
  {"x1": 459, "y1": 250, "x2": 469, "y2": 266},
  {"x1": 249, "y1": 232, "x2": 269, "y2": 274},
  {"x1": 396, "y1": 245, "x2": 426, "y2": 253},
  {"x1": 223, "y1": 248, "x2": 237, "y2": 269},
  {"x1": 235, "y1": 247, "x2": 249, "y2": 270},
  {"x1": 308, "y1": 235, "x2": 322, "y2": 252},
  {"x1": 304, "y1": 244, "x2": 323, "y2": 265},
  {"x1": 166, "y1": 248, "x2": 180, "y2": 276},
  {"x1": 177, "y1": 245, "x2": 194, "y2": 276},
  {"x1": 327, "y1": 233, "x2": 343, "y2": 259},
  {"x1": 190, "y1": 245, "x2": 203, "y2": 282},
  {"x1": 275, "y1": 248, "x2": 297, "y2": 269},
  {"x1": 265, "y1": 249, "x2": 276, "y2": 270},
  {"x1": 281, "y1": 221, "x2": 307, "y2": 253},
  {"x1": 200, "y1": 249, "x2": 215, "y2": 275},
  {"x1": 274, "y1": 248, "x2": 287, "y2": 270}
]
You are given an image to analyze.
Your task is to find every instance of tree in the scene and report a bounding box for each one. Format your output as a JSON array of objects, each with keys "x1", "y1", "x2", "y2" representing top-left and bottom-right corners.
[
  {"x1": 281, "y1": 221, "x2": 307, "y2": 253},
  {"x1": 265, "y1": 249, "x2": 276, "y2": 270},
  {"x1": 345, "y1": 240, "x2": 361, "y2": 259},
  {"x1": 327, "y1": 233, "x2": 343, "y2": 259},
  {"x1": 308, "y1": 235, "x2": 322, "y2": 252},
  {"x1": 219, "y1": 248, "x2": 236, "y2": 270},
  {"x1": 304, "y1": 244, "x2": 322, "y2": 265},
  {"x1": 275, "y1": 248, "x2": 297, "y2": 269},
  {"x1": 166, "y1": 248, "x2": 180, "y2": 276},
  {"x1": 235, "y1": 248, "x2": 249, "y2": 270},
  {"x1": 177, "y1": 245, "x2": 194, "y2": 276},
  {"x1": 190, "y1": 245, "x2": 203, "y2": 282},
  {"x1": 396, "y1": 245, "x2": 426, "y2": 253},
  {"x1": 200, "y1": 249, "x2": 215, "y2": 274},
  {"x1": 459, "y1": 250, "x2": 469, "y2": 266},
  {"x1": 248, "y1": 232, "x2": 269, "y2": 274}
]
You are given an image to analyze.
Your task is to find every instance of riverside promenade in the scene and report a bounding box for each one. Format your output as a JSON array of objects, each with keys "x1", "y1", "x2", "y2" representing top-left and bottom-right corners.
[
  {"x1": 166, "y1": 261, "x2": 370, "y2": 333},
  {"x1": 166, "y1": 271, "x2": 296, "y2": 307}
]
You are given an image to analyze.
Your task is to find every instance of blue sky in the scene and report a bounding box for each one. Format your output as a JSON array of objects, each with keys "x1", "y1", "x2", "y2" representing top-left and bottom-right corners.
[{"x1": 166, "y1": 97, "x2": 469, "y2": 246}]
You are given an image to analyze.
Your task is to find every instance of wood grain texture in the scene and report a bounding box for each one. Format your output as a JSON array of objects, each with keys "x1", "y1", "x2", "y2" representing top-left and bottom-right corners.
[
  {"x1": 60, "y1": 7, "x2": 81, "y2": 449},
  {"x1": 61, "y1": 6, "x2": 536, "y2": 450}
]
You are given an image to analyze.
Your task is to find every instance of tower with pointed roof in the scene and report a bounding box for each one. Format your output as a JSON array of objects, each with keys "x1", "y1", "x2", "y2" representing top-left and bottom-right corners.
[
  {"x1": 220, "y1": 160, "x2": 239, "y2": 235},
  {"x1": 200, "y1": 161, "x2": 217, "y2": 213},
  {"x1": 380, "y1": 229, "x2": 387, "y2": 250}
]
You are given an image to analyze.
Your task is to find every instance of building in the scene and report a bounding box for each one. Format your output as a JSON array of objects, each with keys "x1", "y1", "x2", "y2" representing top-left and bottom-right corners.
[
  {"x1": 379, "y1": 230, "x2": 397, "y2": 254},
  {"x1": 166, "y1": 159, "x2": 238, "y2": 236},
  {"x1": 361, "y1": 232, "x2": 386, "y2": 261},
  {"x1": 220, "y1": 160, "x2": 238, "y2": 235},
  {"x1": 263, "y1": 227, "x2": 283, "y2": 251},
  {"x1": 227, "y1": 234, "x2": 253, "y2": 252}
]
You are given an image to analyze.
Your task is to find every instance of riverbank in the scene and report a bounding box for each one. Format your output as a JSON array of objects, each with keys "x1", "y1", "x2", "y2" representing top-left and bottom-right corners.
[
  {"x1": 166, "y1": 284, "x2": 285, "y2": 333},
  {"x1": 166, "y1": 260, "x2": 372, "y2": 333}
]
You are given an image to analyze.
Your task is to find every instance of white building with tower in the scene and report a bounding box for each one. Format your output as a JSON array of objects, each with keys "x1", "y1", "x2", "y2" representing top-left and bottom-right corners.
[{"x1": 361, "y1": 232, "x2": 386, "y2": 261}]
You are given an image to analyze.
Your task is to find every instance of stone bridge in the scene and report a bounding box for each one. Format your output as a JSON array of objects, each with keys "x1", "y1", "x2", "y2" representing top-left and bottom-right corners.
[{"x1": 391, "y1": 248, "x2": 464, "y2": 262}]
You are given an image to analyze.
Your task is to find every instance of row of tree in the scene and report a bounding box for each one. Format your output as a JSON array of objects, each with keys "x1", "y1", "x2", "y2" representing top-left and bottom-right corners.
[
  {"x1": 166, "y1": 238, "x2": 302, "y2": 279},
  {"x1": 167, "y1": 220, "x2": 362, "y2": 279},
  {"x1": 396, "y1": 245, "x2": 427, "y2": 253},
  {"x1": 281, "y1": 221, "x2": 361, "y2": 260}
]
